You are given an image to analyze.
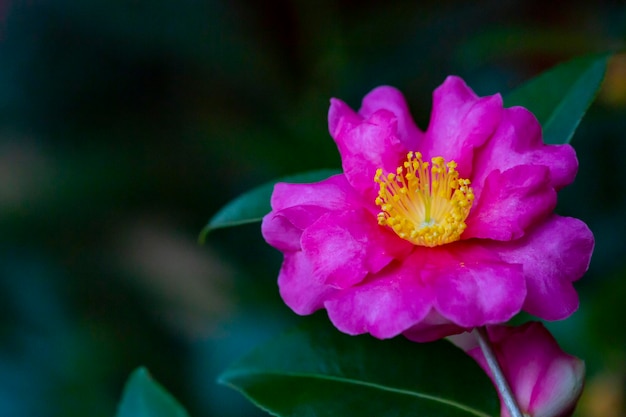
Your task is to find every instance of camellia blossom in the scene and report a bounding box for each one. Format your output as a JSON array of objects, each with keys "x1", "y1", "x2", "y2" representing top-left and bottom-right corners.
[
  {"x1": 262, "y1": 76, "x2": 594, "y2": 342},
  {"x1": 451, "y1": 322, "x2": 585, "y2": 417}
]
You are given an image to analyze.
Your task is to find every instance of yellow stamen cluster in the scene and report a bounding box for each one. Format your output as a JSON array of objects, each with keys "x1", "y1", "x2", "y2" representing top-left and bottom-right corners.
[{"x1": 374, "y1": 152, "x2": 474, "y2": 247}]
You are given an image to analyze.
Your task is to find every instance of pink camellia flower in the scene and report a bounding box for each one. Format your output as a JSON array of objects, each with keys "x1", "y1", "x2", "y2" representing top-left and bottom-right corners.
[
  {"x1": 262, "y1": 76, "x2": 594, "y2": 342},
  {"x1": 452, "y1": 322, "x2": 585, "y2": 417}
]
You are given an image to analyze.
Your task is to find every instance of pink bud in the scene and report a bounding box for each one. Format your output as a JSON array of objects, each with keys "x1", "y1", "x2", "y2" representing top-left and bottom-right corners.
[{"x1": 452, "y1": 322, "x2": 585, "y2": 417}]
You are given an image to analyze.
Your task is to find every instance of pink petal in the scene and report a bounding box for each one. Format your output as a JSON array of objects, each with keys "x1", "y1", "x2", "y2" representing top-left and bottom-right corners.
[
  {"x1": 301, "y1": 208, "x2": 412, "y2": 289},
  {"x1": 425, "y1": 243, "x2": 526, "y2": 327},
  {"x1": 471, "y1": 106, "x2": 578, "y2": 196},
  {"x1": 262, "y1": 174, "x2": 363, "y2": 251},
  {"x1": 358, "y1": 86, "x2": 424, "y2": 150},
  {"x1": 324, "y1": 254, "x2": 434, "y2": 339},
  {"x1": 492, "y1": 215, "x2": 594, "y2": 320},
  {"x1": 483, "y1": 324, "x2": 558, "y2": 413},
  {"x1": 403, "y1": 309, "x2": 466, "y2": 342},
  {"x1": 261, "y1": 213, "x2": 303, "y2": 252},
  {"x1": 464, "y1": 165, "x2": 557, "y2": 241},
  {"x1": 328, "y1": 99, "x2": 406, "y2": 200},
  {"x1": 277, "y1": 251, "x2": 338, "y2": 315},
  {"x1": 419, "y1": 76, "x2": 503, "y2": 177},
  {"x1": 328, "y1": 97, "x2": 361, "y2": 140},
  {"x1": 530, "y1": 357, "x2": 585, "y2": 417},
  {"x1": 270, "y1": 174, "x2": 362, "y2": 214}
]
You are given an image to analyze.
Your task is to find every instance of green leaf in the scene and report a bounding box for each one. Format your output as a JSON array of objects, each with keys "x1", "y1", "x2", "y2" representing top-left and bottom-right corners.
[
  {"x1": 116, "y1": 367, "x2": 190, "y2": 417},
  {"x1": 504, "y1": 53, "x2": 610, "y2": 145},
  {"x1": 200, "y1": 169, "x2": 340, "y2": 241},
  {"x1": 219, "y1": 315, "x2": 499, "y2": 417}
]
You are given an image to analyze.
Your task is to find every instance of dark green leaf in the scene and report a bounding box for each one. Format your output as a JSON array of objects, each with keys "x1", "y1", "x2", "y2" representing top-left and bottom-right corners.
[
  {"x1": 219, "y1": 315, "x2": 499, "y2": 417},
  {"x1": 504, "y1": 53, "x2": 610, "y2": 144},
  {"x1": 200, "y1": 169, "x2": 340, "y2": 241},
  {"x1": 116, "y1": 367, "x2": 190, "y2": 417}
]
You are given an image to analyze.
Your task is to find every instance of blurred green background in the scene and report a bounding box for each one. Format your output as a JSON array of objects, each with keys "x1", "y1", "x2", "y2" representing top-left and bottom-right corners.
[{"x1": 0, "y1": 0, "x2": 624, "y2": 416}]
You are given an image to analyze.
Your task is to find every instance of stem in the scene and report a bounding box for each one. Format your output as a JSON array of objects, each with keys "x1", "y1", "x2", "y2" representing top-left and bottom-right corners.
[{"x1": 473, "y1": 327, "x2": 525, "y2": 417}]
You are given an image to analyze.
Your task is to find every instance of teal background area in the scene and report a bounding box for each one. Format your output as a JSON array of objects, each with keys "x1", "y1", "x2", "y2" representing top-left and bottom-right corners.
[{"x1": 0, "y1": 1, "x2": 624, "y2": 416}]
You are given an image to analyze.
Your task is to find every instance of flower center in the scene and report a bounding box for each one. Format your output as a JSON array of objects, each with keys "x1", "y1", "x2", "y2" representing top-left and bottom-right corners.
[{"x1": 374, "y1": 152, "x2": 474, "y2": 247}]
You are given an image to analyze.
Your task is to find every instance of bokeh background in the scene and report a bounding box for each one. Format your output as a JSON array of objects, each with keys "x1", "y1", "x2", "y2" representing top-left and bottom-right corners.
[{"x1": 0, "y1": 0, "x2": 625, "y2": 416}]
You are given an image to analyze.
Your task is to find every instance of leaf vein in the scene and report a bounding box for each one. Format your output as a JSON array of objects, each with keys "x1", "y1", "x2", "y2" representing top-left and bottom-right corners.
[{"x1": 222, "y1": 370, "x2": 494, "y2": 417}]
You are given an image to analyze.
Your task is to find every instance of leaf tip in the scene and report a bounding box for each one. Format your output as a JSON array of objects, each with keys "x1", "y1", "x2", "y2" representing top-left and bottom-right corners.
[{"x1": 198, "y1": 226, "x2": 210, "y2": 245}]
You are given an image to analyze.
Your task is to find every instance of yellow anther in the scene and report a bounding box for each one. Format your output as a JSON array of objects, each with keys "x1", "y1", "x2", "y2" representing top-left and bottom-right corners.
[{"x1": 373, "y1": 152, "x2": 474, "y2": 247}]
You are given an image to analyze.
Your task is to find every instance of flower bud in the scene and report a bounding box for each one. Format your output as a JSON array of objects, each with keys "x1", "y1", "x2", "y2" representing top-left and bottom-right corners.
[{"x1": 451, "y1": 322, "x2": 584, "y2": 417}]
